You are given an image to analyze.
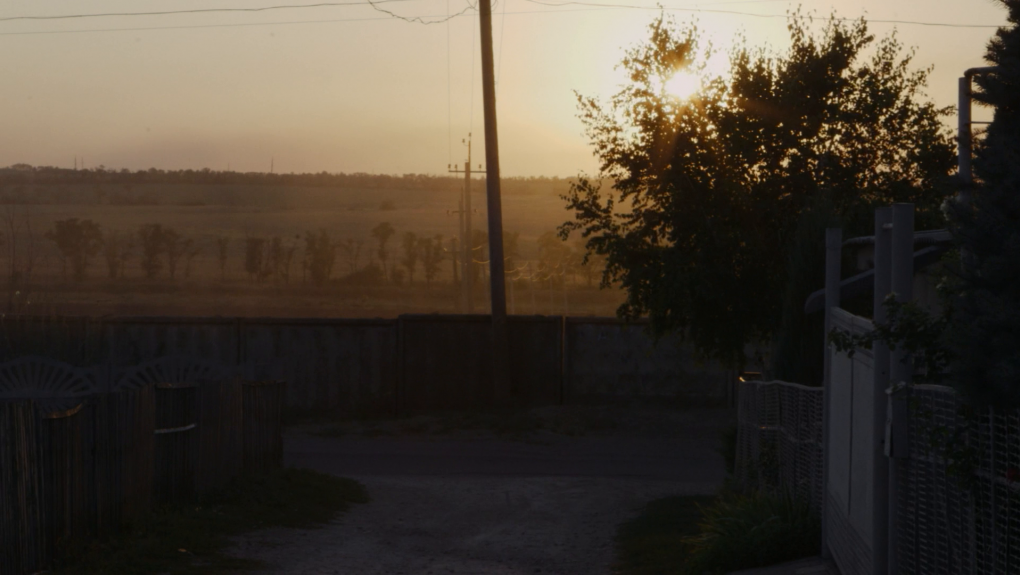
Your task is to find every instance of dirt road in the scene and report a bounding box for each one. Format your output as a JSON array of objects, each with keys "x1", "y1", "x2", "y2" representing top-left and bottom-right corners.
[{"x1": 228, "y1": 405, "x2": 732, "y2": 575}]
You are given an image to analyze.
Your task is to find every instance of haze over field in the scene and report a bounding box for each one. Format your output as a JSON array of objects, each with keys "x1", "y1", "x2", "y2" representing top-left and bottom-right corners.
[{"x1": 0, "y1": 0, "x2": 1010, "y2": 176}]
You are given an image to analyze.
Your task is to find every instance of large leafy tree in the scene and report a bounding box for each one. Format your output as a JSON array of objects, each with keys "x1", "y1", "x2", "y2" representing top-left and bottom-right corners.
[
  {"x1": 946, "y1": 0, "x2": 1020, "y2": 405},
  {"x1": 560, "y1": 14, "x2": 955, "y2": 367}
]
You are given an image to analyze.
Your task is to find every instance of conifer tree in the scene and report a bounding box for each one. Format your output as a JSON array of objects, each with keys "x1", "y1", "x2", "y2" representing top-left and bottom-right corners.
[{"x1": 946, "y1": 0, "x2": 1020, "y2": 405}]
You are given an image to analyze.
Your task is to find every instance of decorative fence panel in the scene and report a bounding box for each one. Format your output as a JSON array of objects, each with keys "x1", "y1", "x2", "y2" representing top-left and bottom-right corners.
[
  {"x1": 896, "y1": 384, "x2": 1020, "y2": 575},
  {"x1": 735, "y1": 380, "x2": 824, "y2": 513}
]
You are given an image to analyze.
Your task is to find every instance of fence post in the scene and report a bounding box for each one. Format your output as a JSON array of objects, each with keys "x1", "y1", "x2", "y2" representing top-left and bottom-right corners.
[
  {"x1": 873, "y1": 207, "x2": 893, "y2": 575},
  {"x1": 888, "y1": 203, "x2": 914, "y2": 574},
  {"x1": 821, "y1": 227, "x2": 841, "y2": 559}
]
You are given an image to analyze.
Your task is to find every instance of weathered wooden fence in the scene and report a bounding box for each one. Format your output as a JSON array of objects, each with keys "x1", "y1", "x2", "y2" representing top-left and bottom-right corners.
[
  {"x1": 0, "y1": 315, "x2": 736, "y2": 415},
  {"x1": 0, "y1": 358, "x2": 285, "y2": 575}
]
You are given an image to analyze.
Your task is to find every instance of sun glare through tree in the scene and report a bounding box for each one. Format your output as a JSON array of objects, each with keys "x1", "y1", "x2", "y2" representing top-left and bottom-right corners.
[{"x1": 663, "y1": 70, "x2": 701, "y2": 99}]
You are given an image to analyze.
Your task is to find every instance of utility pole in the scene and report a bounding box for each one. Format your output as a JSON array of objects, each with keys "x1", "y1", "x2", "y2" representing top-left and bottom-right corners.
[
  {"x1": 478, "y1": 0, "x2": 511, "y2": 403},
  {"x1": 449, "y1": 236, "x2": 460, "y2": 286},
  {"x1": 448, "y1": 135, "x2": 475, "y2": 313}
]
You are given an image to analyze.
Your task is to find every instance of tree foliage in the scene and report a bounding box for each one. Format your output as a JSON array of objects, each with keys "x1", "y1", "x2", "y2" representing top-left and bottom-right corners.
[
  {"x1": 560, "y1": 13, "x2": 955, "y2": 366},
  {"x1": 46, "y1": 218, "x2": 103, "y2": 281},
  {"x1": 304, "y1": 229, "x2": 336, "y2": 286},
  {"x1": 944, "y1": 0, "x2": 1020, "y2": 406}
]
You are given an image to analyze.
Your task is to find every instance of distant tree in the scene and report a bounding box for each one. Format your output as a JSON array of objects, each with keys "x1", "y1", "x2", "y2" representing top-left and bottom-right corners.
[
  {"x1": 162, "y1": 228, "x2": 191, "y2": 280},
  {"x1": 304, "y1": 229, "x2": 336, "y2": 286},
  {"x1": 560, "y1": 13, "x2": 955, "y2": 366},
  {"x1": 419, "y1": 235, "x2": 445, "y2": 287},
  {"x1": 183, "y1": 241, "x2": 201, "y2": 279},
  {"x1": 401, "y1": 232, "x2": 419, "y2": 285},
  {"x1": 102, "y1": 230, "x2": 133, "y2": 279},
  {"x1": 268, "y1": 236, "x2": 297, "y2": 283},
  {"x1": 46, "y1": 218, "x2": 103, "y2": 281},
  {"x1": 215, "y1": 236, "x2": 230, "y2": 280},
  {"x1": 244, "y1": 237, "x2": 268, "y2": 282},
  {"x1": 338, "y1": 238, "x2": 364, "y2": 276},
  {"x1": 371, "y1": 222, "x2": 396, "y2": 281},
  {"x1": 537, "y1": 231, "x2": 569, "y2": 288},
  {"x1": 137, "y1": 224, "x2": 167, "y2": 279}
]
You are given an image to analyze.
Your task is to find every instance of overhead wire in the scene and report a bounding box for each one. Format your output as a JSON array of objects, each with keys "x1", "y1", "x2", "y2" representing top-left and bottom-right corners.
[
  {"x1": 518, "y1": 0, "x2": 1003, "y2": 29},
  {"x1": 0, "y1": 1, "x2": 1002, "y2": 35},
  {"x1": 0, "y1": 1, "x2": 418, "y2": 22}
]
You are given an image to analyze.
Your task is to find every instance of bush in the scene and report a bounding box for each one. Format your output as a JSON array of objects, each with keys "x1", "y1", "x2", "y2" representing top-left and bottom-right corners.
[{"x1": 682, "y1": 490, "x2": 820, "y2": 574}]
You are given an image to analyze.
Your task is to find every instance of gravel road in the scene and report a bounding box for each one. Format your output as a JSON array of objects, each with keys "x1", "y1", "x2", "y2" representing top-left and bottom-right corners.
[{"x1": 227, "y1": 405, "x2": 733, "y2": 575}]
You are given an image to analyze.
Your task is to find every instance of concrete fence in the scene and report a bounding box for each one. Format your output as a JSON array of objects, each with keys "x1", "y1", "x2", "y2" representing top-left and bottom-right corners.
[{"x1": 0, "y1": 315, "x2": 735, "y2": 415}]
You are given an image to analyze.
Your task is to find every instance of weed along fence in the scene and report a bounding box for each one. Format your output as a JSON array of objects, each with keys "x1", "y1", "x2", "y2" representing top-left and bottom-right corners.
[
  {"x1": 0, "y1": 314, "x2": 737, "y2": 415},
  {"x1": 0, "y1": 357, "x2": 286, "y2": 575},
  {"x1": 737, "y1": 205, "x2": 1020, "y2": 575}
]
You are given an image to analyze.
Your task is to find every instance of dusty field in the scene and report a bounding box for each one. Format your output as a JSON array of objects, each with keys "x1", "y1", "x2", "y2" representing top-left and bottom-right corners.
[
  {"x1": 0, "y1": 185, "x2": 624, "y2": 317},
  {"x1": 226, "y1": 405, "x2": 732, "y2": 574}
]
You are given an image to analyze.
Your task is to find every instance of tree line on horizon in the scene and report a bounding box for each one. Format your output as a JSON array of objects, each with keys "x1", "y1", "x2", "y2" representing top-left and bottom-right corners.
[
  {"x1": 38, "y1": 217, "x2": 606, "y2": 291},
  {"x1": 0, "y1": 164, "x2": 580, "y2": 200}
]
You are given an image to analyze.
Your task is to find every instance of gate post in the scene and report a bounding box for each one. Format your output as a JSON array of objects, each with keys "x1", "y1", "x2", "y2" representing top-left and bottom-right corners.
[
  {"x1": 821, "y1": 227, "x2": 842, "y2": 559},
  {"x1": 873, "y1": 207, "x2": 893, "y2": 574},
  {"x1": 887, "y1": 203, "x2": 914, "y2": 574}
]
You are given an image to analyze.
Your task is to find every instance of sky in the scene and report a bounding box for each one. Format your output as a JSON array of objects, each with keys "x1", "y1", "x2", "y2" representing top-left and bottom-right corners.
[{"x1": 0, "y1": 0, "x2": 1010, "y2": 177}]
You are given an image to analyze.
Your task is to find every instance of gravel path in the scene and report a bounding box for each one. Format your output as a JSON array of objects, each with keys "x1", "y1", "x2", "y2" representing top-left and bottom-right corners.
[{"x1": 227, "y1": 405, "x2": 732, "y2": 575}]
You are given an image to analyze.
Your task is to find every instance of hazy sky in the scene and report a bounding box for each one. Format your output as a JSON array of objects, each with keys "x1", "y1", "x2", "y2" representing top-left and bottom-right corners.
[{"x1": 0, "y1": 0, "x2": 1009, "y2": 176}]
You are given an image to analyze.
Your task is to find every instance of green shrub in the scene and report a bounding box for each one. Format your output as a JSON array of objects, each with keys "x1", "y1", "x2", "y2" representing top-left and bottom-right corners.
[{"x1": 682, "y1": 490, "x2": 820, "y2": 574}]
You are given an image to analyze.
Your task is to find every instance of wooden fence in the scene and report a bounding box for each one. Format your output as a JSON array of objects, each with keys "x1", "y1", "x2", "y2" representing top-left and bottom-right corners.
[
  {"x1": 0, "y1": 366, "x2": 285, "y2": 575},
  {"x1": 0, "y1": 315, "x2": 737, "y2": 415}
]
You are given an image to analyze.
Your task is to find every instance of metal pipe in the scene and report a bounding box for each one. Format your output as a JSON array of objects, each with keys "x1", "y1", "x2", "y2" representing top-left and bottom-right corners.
[{"x1": 957, "y1": 67, "x2": 999, "y2": 191}]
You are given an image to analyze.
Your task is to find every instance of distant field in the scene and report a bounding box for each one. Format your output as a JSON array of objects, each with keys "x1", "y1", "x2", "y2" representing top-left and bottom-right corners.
[{"x1": 0, "y1": 180, "x2": 625, "y2": 318}]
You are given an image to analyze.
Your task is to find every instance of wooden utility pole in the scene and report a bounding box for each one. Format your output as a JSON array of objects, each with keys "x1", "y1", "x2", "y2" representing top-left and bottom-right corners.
[
  {"x1": 478, "y1": 0, "x2": 511, "y2": 403},
  {"x1": 448, "y1": 135, "x2": 475, "y2": 313},
  {"x1": 449, "y1": 236, "x2": 460, "y2": 286}
]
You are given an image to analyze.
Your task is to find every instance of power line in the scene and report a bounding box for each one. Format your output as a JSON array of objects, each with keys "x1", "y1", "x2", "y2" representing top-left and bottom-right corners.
[
  {"x1": 520, "y1": 0, "x2": 1003, "y2": 29},
  {"x1": 0, "y1": 0, "x2": 472, "y2": 28},
  {"x1": 0, "y1": 3, "x2": 1003, "y2": 36},
  {"x1": 364, "y1": 0, "x2": 473, "y2": 24},
  {"x1": 0, "y1": 1, "x2": 416, "y2": 22}
]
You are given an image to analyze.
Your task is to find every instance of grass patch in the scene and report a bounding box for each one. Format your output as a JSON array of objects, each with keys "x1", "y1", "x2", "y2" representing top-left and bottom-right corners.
[
  {"x1": 614, "y1": 490, "x2": 820, "y2": 575},
  {"x1": 683, "y1": 491, "x2": 820, "y2": 574},
  {"x1": 614, "y1": 495, "x2": 714, "y2": 575},
  {"x1": 56, "y1": 468, "x2": 369, "y2": 575}
]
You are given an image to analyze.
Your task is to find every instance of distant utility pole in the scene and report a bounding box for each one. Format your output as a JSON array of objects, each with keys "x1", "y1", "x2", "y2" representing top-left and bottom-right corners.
[
  {"x1": 478, "y1": 0, "x2": 511, "y2": 403},
  {"x1": 449, "y1": 236, "x2": 460, "y2": 286},
  {"x1": 448, "y1": 134, "x2": 476, "y2": 313}
]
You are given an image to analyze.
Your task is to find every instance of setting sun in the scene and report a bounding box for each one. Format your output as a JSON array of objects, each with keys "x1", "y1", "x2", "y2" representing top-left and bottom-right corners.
[{"x1": 663, "y1": 70, "x2": 701, "y2": 99}]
